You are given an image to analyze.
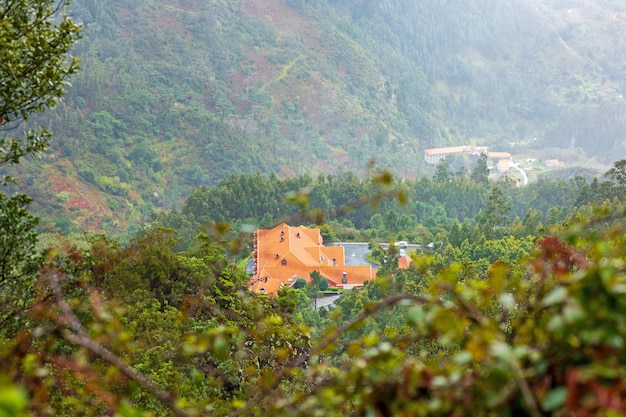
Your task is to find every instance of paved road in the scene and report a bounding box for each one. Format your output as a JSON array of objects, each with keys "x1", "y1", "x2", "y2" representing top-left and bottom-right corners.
[
  {"x1": 311, "y1": 294, "x2": 341, "y2": 310},
  {"x1": 511, "y1": 163, "x2": 529, "y2": 185}
]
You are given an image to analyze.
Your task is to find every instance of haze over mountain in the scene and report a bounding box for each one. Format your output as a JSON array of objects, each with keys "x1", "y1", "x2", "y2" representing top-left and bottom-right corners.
[{"x1": 6, "y1": 0, "x2": 626, "y2": 235}]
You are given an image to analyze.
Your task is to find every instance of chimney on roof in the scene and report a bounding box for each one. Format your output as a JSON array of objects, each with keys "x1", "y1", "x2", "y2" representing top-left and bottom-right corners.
[
  {"x1": 342, "y1": 272, "x2": 347, "y2": 284},
  {"x1": 333, "y1": 257, "x2": 337, "y2": 266},
  {"x1": 282, "y1": 258, "x2": 287, "y2": 265}
]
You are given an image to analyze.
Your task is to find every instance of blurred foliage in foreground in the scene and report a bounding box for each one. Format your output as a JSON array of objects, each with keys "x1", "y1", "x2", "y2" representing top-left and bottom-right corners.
[
  {"x1": 7, "y1": 1, "x2": 626, "y2": 414},
  {"x1": 3, "y1": 195, "x2": 626, "y2": 416}
]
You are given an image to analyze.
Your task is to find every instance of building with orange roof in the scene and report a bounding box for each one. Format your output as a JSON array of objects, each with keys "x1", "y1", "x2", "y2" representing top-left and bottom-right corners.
[
  {"x1": 249, "y1": 223, "x2": 375, "y2": 295},
  {"x1": 398, "y1": 254, "x2": 412, "y2": 269}
]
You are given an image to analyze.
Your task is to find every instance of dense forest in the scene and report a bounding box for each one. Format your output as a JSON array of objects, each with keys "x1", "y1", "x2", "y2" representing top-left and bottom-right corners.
[
  {"x1": 154, "y1": 159, "x2": 621, "y2": 250},
  {"x1": 3, "y1": 0, "x2": 626, "y2": 235},
  {"x1": 7, "y1": 0, "x2": 626, "y2": 415},
  {"x1": 6, "y1": 159, "x2": 626, "y2": 414}
]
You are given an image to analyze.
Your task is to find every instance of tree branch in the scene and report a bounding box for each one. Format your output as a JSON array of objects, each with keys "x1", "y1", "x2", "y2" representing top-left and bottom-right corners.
[
  {"x1": 47, "y1": 270, "x2": 194, "y2": 417},
  {"x1": 230, "y1": 293, "x2": 433, "y2": 417}
]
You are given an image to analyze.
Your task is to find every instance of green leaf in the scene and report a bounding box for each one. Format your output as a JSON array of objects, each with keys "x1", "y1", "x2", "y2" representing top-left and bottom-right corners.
[
  {"x1": 490, "y1": 341, "x2": 514, "y2": 362},
  {"x1": 0, "y1": 384, "x2": 27, "y2": 417},
  {"x1": 541, "y1": 387, "x2": 567, "y2": 412},
  {"x1": 498, "y1": 293, "x2": 515, "y2": 311},
  {"x1": 540, "y1": 287, "x2": 568, "y2": 307},
  {"x1": 406, "y1": 306, "x2": 424, "y2": 326},
  {"x1": 114, "y1": 403, "x2": 151, "y2": 417}
]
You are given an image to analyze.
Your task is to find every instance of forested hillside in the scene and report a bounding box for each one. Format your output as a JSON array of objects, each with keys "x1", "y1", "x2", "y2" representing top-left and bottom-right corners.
[
  {"x1": 11, "y1": 1, "x2": 626, "y2": 415},
  {"x1": 4, "y1": 0, "x2": 626, "y2": 235}
]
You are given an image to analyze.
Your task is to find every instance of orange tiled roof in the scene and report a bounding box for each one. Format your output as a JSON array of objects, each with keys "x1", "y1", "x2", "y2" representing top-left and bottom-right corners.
[
  {"x1": 250, "y1": 223, "x2": 373, "y2": 295},
  {"x1": 320, "y1": 266, "x2": 373, "y2": 287},
  {"x1": 398, "y1": 254, "x2": 412, "y2": 269}
]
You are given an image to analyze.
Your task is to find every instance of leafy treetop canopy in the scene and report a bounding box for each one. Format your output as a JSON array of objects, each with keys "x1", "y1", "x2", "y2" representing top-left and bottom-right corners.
[{"x1": 0, "y1": 0, "x2": 81, "y2": 166}]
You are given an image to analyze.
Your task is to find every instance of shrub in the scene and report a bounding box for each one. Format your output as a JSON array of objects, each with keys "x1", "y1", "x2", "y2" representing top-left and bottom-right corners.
[
  {"x1": 294, "y1": 278, "x2": 307, "y2": 289},
  {"x1": 318, "y1": 277, "x2": 329, "y2": 291},
  {"x1": 78, "y1": 168, "x2": 96, "y2": 183},
  {"x1": 55, "y1": 192, "x2": 70, "y2": 203}
]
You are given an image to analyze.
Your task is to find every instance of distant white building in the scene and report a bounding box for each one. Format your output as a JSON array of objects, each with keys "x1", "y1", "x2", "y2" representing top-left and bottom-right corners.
[
  {"x1": 488, "y1": 152, "x2": 512, "y2": 160},
  {"x1": 545, "y1": 159, "x2": 564, "y2": 168},
  {"x1": 424, "y1": 146, "x2": 488, "y2": 165},
  {"x1": 496, "y1": 159, "x2": 514, "y2": 173}
]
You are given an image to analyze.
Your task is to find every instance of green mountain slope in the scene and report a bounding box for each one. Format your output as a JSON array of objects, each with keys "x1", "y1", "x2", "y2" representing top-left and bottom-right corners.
[
  {"x1": 334, "y1": 0, "x2": 626, "y2": 142},
  {"x1": 4, "y1": 0, "x2": 626, "y2": 236}
]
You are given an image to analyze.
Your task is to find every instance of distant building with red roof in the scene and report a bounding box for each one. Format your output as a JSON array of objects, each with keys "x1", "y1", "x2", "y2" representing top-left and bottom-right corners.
[
  {"x1": 249, "y1": 223, "x2": 375, "y2": 295},
  {"x1": 397, "y1": 254, "x2": 412, "y2": 269}
]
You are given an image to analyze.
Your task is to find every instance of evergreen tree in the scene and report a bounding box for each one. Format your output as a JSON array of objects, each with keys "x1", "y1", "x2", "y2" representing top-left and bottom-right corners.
[
  {"x1": 478, "y1": 185, "x2": 511, "y2": 238},
  {"x1": 0, "y1": 0, "x2": 81, "y2": 168},
  {"x1": 433, "y1": 159, "x2": 452, "y2": 182},
  {"x1": 470, "y1": 153, "x2": 489, "y2": 186},
  {"x1": 0, "y1": 194, "x2": 41, "y2": 336},
  {"x1": 0, "y1": 0, "x2": 80, "y2": 333},
  {"x1": 604, "y1": 159, "x2": 626, "y2": 199}
]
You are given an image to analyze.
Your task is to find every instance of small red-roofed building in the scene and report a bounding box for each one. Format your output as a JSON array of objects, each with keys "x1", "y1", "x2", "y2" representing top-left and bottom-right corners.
[
  {"x1": 398, "y1": 254, "x2": 412, "y2": 269},
  {"x1": 249, "y1": 223, "x2": 374, "y2": 295}
]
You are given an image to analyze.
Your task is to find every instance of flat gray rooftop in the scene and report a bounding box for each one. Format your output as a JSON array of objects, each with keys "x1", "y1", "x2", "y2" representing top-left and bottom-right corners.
[{"x1": 327, "y1": 242, "x2": 379, "y2": 269}]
